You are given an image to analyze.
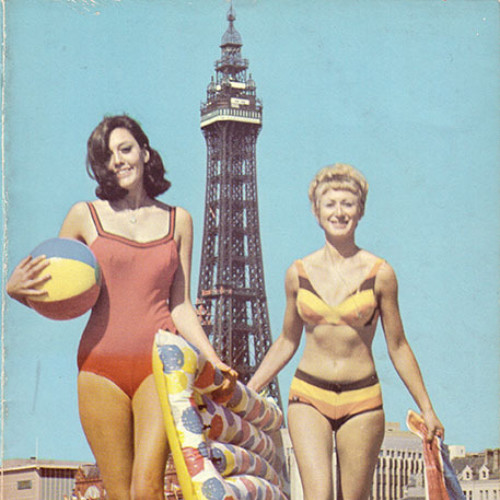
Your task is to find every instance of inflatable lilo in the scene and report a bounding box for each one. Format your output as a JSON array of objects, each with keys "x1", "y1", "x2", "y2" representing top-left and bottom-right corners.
[
  {"x1": 152, "y1": 330, "x2": 288, "y2": 500},
  {"x1": 407, "y1": 410, "x2": 465, "y2": 500}
]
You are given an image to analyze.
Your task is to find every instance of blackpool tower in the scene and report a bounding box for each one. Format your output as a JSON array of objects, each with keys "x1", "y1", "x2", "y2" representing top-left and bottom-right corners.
[{"x1": 196, "y1": 6, "x2": 281, "y2": 405}]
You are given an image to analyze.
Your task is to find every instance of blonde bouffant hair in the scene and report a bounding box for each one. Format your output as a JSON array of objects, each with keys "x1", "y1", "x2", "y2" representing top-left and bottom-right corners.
[{"x1": 308, "y1": 163, "x2": 369, "y2": 217}]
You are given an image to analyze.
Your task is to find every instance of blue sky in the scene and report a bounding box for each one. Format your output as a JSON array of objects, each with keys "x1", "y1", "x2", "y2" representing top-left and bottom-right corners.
[{"x1": 2, "y1": 0, "x2": 498, "y2": 462}]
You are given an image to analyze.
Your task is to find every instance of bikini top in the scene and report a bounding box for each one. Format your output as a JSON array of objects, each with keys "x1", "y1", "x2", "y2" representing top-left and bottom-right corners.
[{"x1": 295, "y1": 258, "x2": 385, "y2": 328}]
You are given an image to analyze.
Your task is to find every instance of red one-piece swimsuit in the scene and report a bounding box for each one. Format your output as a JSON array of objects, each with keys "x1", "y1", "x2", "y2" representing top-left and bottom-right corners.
[{"x1": 77, "y1": 202, "x2": 179, "y2": 398}]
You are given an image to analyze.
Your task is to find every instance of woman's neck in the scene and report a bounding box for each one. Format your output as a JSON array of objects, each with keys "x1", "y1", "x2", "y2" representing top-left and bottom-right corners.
[
  {"x1": 323, "y1": 236, "x2": 359, "y2": 260},
  {"x1": 119, "y1": 189, "x2": 150, "y2": 210}
]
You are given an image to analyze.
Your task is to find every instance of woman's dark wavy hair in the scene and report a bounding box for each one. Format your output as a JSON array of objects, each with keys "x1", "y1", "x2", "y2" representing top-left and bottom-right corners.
[{"x1": 86, "y1": 115, "x2": 171, "y2": 200}]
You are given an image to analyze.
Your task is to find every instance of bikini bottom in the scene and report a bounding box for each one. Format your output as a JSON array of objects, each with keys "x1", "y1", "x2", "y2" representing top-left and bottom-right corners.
[{"x1": 288, "y1": 368, "x2": 383, "y2": 432}]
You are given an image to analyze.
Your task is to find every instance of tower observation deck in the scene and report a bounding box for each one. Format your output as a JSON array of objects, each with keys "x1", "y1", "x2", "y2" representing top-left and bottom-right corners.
[{"x1": 196, "y1": 6, "x2": 281, "y2": 405}]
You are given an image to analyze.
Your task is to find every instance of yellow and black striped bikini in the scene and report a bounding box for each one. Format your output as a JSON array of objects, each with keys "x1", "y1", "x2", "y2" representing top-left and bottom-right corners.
[
  {"x1": 295, "y1": 258, "x2": 385, "y2": 328},
  {"x1": 289, "y1": 258, "x2": 385, "y2": 431}
]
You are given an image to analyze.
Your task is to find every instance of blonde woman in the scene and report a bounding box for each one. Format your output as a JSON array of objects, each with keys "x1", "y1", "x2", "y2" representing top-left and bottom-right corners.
[{"x1": 248, "y1": 164, "x2": 443, "y2": 500}]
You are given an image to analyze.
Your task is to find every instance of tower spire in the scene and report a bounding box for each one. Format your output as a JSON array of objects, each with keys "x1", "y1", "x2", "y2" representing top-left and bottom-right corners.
[
  {"x1": 227, "y1": 1, "x2": 235, "y2": 24},
  {"x1": 197, "y1": 8, "x2": 282, "y2": 406},
  {"x1": 224, "y1": 2, "x2": 239, "y2": 47}
]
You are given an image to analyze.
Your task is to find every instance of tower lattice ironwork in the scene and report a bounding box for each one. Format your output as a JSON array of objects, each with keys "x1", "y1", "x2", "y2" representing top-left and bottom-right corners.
[{"x1": 196, "y1": 7, "x2": 281, "y2": 406}]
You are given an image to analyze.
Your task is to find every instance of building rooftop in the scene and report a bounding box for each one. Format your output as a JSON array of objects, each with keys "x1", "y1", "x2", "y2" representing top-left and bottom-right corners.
[
  {"x1": 2, "y1": 458, "x2": 88, "y2": 471},
  {"x1": 452, "y1": 449, "x2": 500, "y2": 480}
]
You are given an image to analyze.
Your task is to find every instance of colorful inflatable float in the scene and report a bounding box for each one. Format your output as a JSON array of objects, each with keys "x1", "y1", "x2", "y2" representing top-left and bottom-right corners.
[
  {"x1": 153, "y1": 329, "x2": 288, "y2": 500},
  {"x1": 407, "y1": 410, "x2": 465, "y2": 500}
]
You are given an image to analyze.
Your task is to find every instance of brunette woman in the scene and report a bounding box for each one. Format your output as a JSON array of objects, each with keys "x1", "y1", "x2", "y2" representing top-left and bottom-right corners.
[{"x1": 7, "y1": 115, "x2": 236, "y2": 500}]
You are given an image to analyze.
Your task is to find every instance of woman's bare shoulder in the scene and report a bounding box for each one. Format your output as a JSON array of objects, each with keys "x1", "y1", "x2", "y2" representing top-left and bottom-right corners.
[
  {"x1": 373, "y1": 258, "x2": 398, "y2": 293},
  {"x1": 154, "y1": 199, "x2": 174, "y2": 210},
  {"x1": 357, "y1": 248, "x2": 383, "y2": 263},
  {"x1": 284, "y1": 258, "x2": 305, "y2": 294},
  {"x1": 171, "y1": 205, "x2": 192, "y2": 226},
  {"x1": 62, "y1": 201, "x2": 98, "y2": 224},
  {"x1": 351, "y1": 249, "x2": 396, "y2": 294},
  {"x1": 67, "y1": 200, "x2": 91, "y2": 214},
  {"x1": 154, "y1": 201, "x2": 189, "y2": 218},
  {"x1": 59, "y1": 201, "x2": 95, "y2": 240}
]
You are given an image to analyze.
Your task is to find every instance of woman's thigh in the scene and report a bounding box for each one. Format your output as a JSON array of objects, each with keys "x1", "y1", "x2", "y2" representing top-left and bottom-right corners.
[
  {"x1": 130, "y1": 374, "x2": 170, "y2": 500},
  {"x1": 78, "y1": 371, "x2": 134, "y2": 500},
  {"x1": 288, "y1": 403, "x2": 335, "y2": 500},
  {"x1": 335, "y1": 409, "x2": 385, "y2": 500}
]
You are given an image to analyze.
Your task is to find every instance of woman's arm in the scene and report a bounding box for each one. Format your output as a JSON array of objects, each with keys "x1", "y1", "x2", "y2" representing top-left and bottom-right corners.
[
  {"x1": 247, "y1": 265, "x2": 304, "y2": 393},
  {"x1": 6, "y1": 202, "x2": 89, "y2": 305},
  {"x1": 169, "y1": 207, "x2": 234, "y2": 372},
  {"x1": 377, "y1": 262, "x2": 444, "y2": 442},
  {"x1": 58, "y1": 202, "x2": 89, "y2": 241}
]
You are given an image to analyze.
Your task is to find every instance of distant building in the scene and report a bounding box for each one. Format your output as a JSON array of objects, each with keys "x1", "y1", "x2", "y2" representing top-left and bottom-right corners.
[
  {"x1": 452, "y1": 448, "x2": 500, "y2": 500},
  {"x1": 0, "y1": 457, "x2": 181, "y2": 500},
  {"x1": 399, "y1": 472, "x2": 426, "y2": 500},
  {"x1": 0, "y1": 458, "x2": 86, "y2": 500},
  {"x1": 371, "y1": 422, "x2": 425, "y2": 500},
  {"x1": 73, "y1": 465, "x2": 105, "y2": 499},
  {"x1": 72, "y1": 455, "x2": 181, "y2": 499}
]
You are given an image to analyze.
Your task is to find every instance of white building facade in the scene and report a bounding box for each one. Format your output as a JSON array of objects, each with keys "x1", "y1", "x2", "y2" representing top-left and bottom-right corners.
[{"x1": 0, "y1": 459, "x2": 86, "y2": 500}]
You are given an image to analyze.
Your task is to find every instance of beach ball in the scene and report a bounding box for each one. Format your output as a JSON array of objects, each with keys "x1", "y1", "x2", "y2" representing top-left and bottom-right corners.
[{"x1": 26, "y1": 238, "x2": 101, "y2": 320}]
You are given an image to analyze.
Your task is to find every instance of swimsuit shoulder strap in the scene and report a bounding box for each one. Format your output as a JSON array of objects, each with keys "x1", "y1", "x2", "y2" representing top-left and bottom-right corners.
[
  {"x1": 295, "y1": 259, "x2": 314, "y2": 285},
  {"x1": 86, "y1": 202, "x2": 105, "y2": 235},
  {"x1": 359, "y1": 258, "x2": 385, "y2": 292},
  {"x1": 367, "y1": 258, "x2": 385, "y2": 279},
  {"x1": 295, "y1": 259, "x2": 321, "y2": 297},
  {"x1": 167, "y1": 206, "x2": 176, "y2": 239},
  {"x1": 294, "y1": 259, "x2": 306, "y2": 277}
]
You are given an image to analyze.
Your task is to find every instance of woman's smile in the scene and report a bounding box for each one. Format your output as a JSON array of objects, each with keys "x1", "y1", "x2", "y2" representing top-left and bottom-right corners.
[
  {"x1": 317, "y1": 188, "x2": 361, "y2": 237},
  {"x1": 107, "y1": 127, "x2": 148, "y2": 191},
  {"x1": 115, "y1": 165, "x2": 135, "y2": 178}
]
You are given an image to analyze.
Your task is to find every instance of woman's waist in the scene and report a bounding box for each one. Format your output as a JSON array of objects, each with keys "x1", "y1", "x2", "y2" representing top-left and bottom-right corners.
[
  {"x1": 83, "y1": 306, "x2": 174, "y2": 337},
  {"x1": 291, "y1": 368, "x2": 379, "y2": 392},
  {"x1": 296, "y1": 350, "x2": 377, "y2": 385},
  {"x1": 91, "y1": 294, "x2": 172, "y2": 317}
]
